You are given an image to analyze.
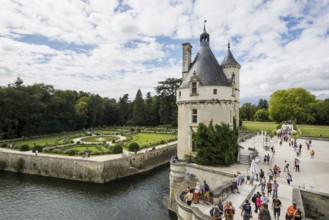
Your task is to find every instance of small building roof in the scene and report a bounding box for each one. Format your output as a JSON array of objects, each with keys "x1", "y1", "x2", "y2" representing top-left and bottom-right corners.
[
  {"x1": 221, "y1": 42, "x2": 240, "y2": 66},
  {"x1": 180, "y1": 30, "x2": 229, "y2": 88}
]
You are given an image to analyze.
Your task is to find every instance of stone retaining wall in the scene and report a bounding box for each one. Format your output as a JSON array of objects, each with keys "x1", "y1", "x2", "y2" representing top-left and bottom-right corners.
[{"x1": 0, "y1": 143, "x2": 177, "y2": 183}]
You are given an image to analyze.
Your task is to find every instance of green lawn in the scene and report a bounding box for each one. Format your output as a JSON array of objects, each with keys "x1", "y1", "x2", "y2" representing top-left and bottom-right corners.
[
  {"x1": 126, "y1": 132, "x2": 177, "y2": 148},
  {"x1": 70, "y1": 145, "x2": 109, "y2": 153},
  {"x1": 242, "y1": 121, "x2": 278, "y2": 132},
  {"x1": 298, "y1": 125, "x2": 329, "y2": 138},
  {"x1": 12, "y1": 132, "x2": 84, "y2": 147},
  {"x1": 81, "y1": 136, "x2": 117, "y2": 142}
]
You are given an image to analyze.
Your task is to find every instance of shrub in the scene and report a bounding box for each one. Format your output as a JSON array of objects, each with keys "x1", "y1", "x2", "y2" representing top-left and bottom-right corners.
[
  {"x1": 136, "y1": 128, "x2": 141, "y2": 132},
  {"x1": 0, "y1": 160, "x2": 7, "y2": 170},
  {"x1": 112, "y1": 144, "x2": 123, "y2": 154},
  {"x1": 14, "y1": 158, "x2": 25, "y2": 173},
  {"x1": 20, "y1": 144, "x2": 30, "y2": 151},
  {"x1": 67, "y1": 150, "x2": 76, "y2": 156},
  {"x1": 160, "y1": 140, "x2": 166, "y2": 144},
  {"x1": 1, "y1": 143, "x2": 7, "y2": 148},
  {"x1": 128, "y1": 142, "x2": 139, "y2": 152},
  {"x1": 32, "y1": 145, "x2": 43, "y2": 153}
]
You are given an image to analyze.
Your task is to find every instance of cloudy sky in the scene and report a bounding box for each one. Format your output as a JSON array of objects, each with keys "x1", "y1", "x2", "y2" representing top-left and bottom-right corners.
[{"x1": 1, "y1": 0, "x2": 328, "y2": 104}]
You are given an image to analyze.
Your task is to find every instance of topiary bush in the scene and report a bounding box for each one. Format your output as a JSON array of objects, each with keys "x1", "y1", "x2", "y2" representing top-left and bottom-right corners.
[
  {"x1": 32, "y1": 145, "x2": 43, "y2": 153},
  {"x1": 20, "y1": 144, "x2": 30, "y2": 151},
  {"x1": 66, "y1": 150, "x2": 76, "y2": 156},
  {"x1": 0, "y1": 160, "x2": 7, "y2": 171},
  {"x1": 1, "y1": 143, "x2": 7, "y2": 148},
  {"x1": 112, "y1": 144, "x2": 123, "y2": 154},
  {"x1": 14, "y1": 158, "x2": 25, "y2": 173},
  {"x1": 128, "y1": 142, "x2": 139, "y2": 152}
]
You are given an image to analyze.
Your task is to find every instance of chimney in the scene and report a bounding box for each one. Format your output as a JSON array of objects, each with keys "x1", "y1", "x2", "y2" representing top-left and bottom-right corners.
[{"x1": 182, "y1": 43, "x2": 192, "y2": 79}]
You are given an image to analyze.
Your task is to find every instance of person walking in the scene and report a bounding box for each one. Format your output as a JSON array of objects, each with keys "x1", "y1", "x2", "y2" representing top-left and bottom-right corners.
[
  {"x1": 295, "y1": 158, "x2": 300, "y2": 172},
  {"x1": 251, "y1": 193, "x2": 257, "y2": 213},
  {"x1": 203, "y1": 180, "x2": 210, "y2": 204},
  {"x1": 284, "y1": 160, "x2": 290, "y2": 172},
  {"x1": 256, "y1": 194, "x2": 262, "y2": 213},
  {"x1": 209, "y1": 203, "x2": 222, "y2": 220},
  {"x1": 285, "y1": 203, "x2": 297, "y2": 220},
  {"x1": 286, "y1": 172, "x2": 292, "y2": 185},
  {"x1": 184, "y1": 189, "x2": 194, "y2": 206},
  {"x1": 266, "y1": 180, "x2": 272, "y2": 197},
  {"x1": 272, "y1": 180, "x2": 279, "y2": 198},
  {"x1": 261, "y1": 192, "x2": 269, "y2": 206},
  {"x1": 224, "y1": 201, "x2": 235, "y2": 220},
  {"x1": 241, "y1": 199, "x2": 253, "y2": 220},
  {"x1": 272, "y1": 195, "x2": 282, "y2": 220},
  {"x1": 258, "y1": 203, "x2": 271, "y2": 220},
  {"x1": 310, "y1": 149, "x2": 315, "y2": 159},
  {"x1": 194, "y1": 182, "x2": 200, "y2": 204}
]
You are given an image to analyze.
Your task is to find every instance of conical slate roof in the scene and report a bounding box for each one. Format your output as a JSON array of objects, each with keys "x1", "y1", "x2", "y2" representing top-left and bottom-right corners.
[
  {"x1": 221, "y1": 42, "x2": 240, "y2": 66},
  {"x1": 180, "y1": 31, "x2": 229, "y2": 88}
]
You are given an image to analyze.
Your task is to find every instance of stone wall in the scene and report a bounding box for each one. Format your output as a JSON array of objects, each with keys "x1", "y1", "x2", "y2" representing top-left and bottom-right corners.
[
  {"x1": 0, "y1": 143, "x2": 177, "y2": 183},
  {"x1": 168, "y1": 161, "x2": 235, "y2": 219},
  {"x1": 295, "y1": 189, "x2": 329, "y2": 220}
]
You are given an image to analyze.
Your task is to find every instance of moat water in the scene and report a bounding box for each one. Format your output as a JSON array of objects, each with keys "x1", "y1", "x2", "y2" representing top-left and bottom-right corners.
[{"x1": 0, "y1": 166, "x2": 177, "y2": 220}]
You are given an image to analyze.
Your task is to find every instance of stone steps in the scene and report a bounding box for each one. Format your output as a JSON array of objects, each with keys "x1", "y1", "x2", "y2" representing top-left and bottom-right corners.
[{"x1": 239, "y1": 155, "x2": 250, "y2": 165}]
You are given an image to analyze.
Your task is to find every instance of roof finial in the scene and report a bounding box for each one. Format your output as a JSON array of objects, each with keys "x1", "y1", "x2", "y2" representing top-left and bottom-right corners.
[
  {"x1": 228, "y1": 40, "x2": 230, "y2": 49},
  {"x1": 203, "y1": 20, "x2": 207, "y2": 32}
]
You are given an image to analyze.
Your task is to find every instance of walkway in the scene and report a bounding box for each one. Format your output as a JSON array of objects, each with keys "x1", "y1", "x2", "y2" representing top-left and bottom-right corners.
[
  {"x1": 195, "y1": 134, "x2": 329, "y2": 219},
  {"x1": 0, "y1": 141, "x2": 177, "y2": 162}
]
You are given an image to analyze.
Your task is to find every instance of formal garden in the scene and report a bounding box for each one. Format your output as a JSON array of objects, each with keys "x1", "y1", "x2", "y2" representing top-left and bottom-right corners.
[{"x1": 0, "y1": 127, "x2": 177, "y2": 156}]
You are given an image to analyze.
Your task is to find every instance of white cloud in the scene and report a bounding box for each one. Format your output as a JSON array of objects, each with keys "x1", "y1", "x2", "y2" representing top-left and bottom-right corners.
[{"x1": 0, "y1": 0, "x2": 328, "y2": 102}]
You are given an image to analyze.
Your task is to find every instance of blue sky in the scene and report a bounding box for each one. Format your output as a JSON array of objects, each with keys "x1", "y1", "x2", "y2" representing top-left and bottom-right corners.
[{"x1": 0, "y1": 0, "x2": 329, "y2": 104}]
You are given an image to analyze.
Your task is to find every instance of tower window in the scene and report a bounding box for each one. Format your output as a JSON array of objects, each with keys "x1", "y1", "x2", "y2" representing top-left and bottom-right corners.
[
  {"x1": 213, "y1": 89, "x2": 217, "y2": 95},
  {"x1": 179, "y1": 91, "x2": 181, "y2": 97},
  {"x1": 192, "y1": 140, "x2": 196, "y2": 152},
  {"x1": 192, "y1": 82, "x2": 197, "y2": 95},
  {"x1": 192, "y1": 109, "x2": 198, "y2": 123}
]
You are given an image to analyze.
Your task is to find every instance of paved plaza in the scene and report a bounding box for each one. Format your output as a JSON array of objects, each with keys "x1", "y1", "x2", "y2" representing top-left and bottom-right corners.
[{"x1": 192, "y1": 134, "x2": 329, "y2": 219}]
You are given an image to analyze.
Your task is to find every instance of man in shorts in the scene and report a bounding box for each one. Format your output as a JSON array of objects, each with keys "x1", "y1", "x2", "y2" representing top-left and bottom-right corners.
[{"x1": 272, "y1": 195, "x2": 282, "y2": 220}]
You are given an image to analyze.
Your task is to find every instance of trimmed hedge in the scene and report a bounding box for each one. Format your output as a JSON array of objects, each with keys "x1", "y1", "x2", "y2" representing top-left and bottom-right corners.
[
  {"x1": 20, "y1": 144, "x2": 30, "y2": 151},
  {"x1": 128, "y1": 142, "x2": 139, "y2": 152},
  {"x1": 32, "y1": 145, "x2": 43, "y2": 153},
  {"x1": 112, "y1": 144, "x2": 123, "y2": 154}
]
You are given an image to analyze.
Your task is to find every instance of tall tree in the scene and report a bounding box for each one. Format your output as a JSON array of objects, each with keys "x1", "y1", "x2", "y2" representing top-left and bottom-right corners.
[
  {"x1": 133, "y1": 89, "x2": 145, "y2": 125},
  {"x1": 118, "y1": 94, "x2": 132, "y2": 125},
  {"x1": 155, "y1": 78, "x2": 181, "y2": 126},
  {"x1": 239, "y1": 103, "x2": 257, "y2": 121},
  {"x1": 269, "y1": 88, "x2": 317, "y2": 123},
  {"x1": 257, "y1": 99, "x2": 269, "y2": 109}
]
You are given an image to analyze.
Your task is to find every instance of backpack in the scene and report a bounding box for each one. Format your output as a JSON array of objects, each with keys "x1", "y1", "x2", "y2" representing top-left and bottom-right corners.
[{"x1": 252, "y1": 195, "x2": 257, "y2": 203}]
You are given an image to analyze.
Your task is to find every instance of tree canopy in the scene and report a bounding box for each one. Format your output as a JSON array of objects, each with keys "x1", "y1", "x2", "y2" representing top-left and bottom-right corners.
[{"x1": 269, "y1": 88, "x2": 317, "y2": 123}]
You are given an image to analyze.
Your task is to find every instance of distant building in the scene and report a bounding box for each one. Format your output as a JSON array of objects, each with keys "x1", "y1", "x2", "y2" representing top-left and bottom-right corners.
[{"x1": 176, "y1": 25, "x2": 241, "y2": 159}]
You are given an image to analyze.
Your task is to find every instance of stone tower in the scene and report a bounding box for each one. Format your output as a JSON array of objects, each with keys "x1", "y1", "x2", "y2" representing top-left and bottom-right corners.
[{"x1": 176, "y1": 27, "x2": 241, "y2": 159}]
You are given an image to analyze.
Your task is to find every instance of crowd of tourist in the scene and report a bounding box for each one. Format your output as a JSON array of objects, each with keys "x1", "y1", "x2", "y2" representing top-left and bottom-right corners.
[{"x1": 182, "y1": 128, "x2": 313, "y2": 219}]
